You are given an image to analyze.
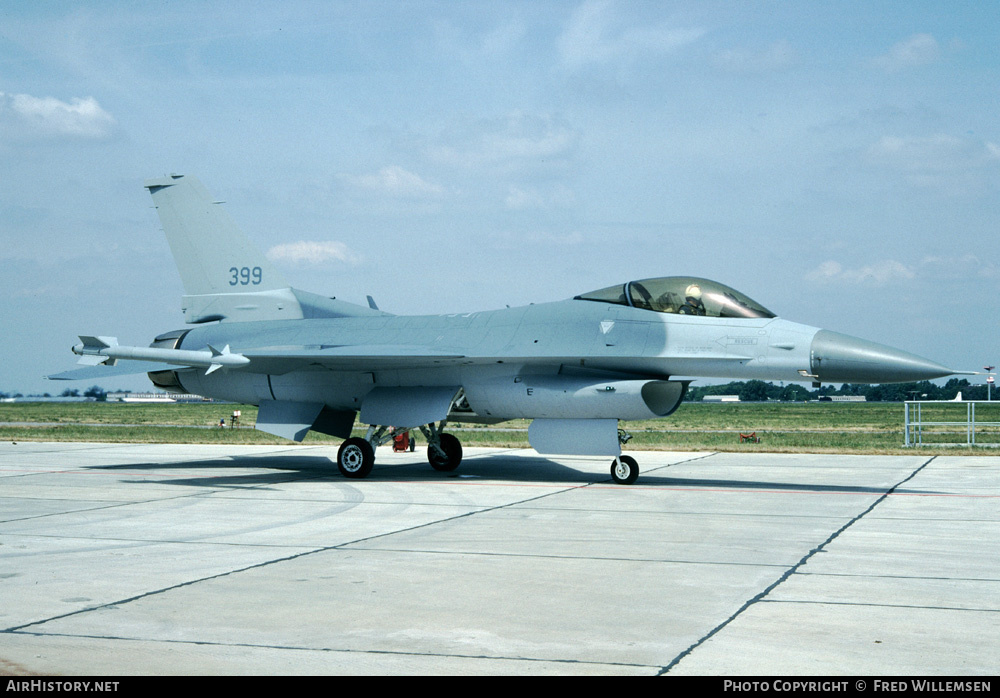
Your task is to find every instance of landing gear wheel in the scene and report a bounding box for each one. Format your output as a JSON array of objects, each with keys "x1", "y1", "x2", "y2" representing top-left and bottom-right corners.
[
  {"x1": 338, "y1": 437, "x2": 375, "y2": 479},
  {"x1": 611, "y1": 455, "x2": 639, "y2": 485},
  {"x1": 428, "y1": 433, "x2": 463, "y2": 472}
]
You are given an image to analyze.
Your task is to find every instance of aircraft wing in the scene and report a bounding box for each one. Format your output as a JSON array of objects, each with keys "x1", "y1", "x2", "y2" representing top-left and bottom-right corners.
[{"x1": 50, "y1": 339, "x2": 472, "y2": 380}]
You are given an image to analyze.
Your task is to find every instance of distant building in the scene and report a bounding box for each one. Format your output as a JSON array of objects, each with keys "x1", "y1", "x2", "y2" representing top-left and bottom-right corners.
[
  {"x1": 107, "y1": 392, "x2": 175, "y2": 403},
  {"x1": 829, "y1": 396, "x2": 867, "y2": 402},
  {"x1": 703, "y1": 395, "x2": 740, "y2": 402},
  {"x1": 106, "y1": 392, "x2": 213, "y2": 403},
  {"x1": 8, "y1": 396, "x2": 97, "y2": 403}
]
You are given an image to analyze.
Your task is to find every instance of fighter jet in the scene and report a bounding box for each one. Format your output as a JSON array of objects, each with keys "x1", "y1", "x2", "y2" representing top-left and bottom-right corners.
[{"x1": 51, "y1": 175, "x2": 962, "y2": 484}]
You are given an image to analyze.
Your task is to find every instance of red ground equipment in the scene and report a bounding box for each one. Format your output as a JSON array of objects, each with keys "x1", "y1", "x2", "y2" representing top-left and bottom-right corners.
[{"x1": 392, "y1": 430, "x2": 410, "y2": 452}]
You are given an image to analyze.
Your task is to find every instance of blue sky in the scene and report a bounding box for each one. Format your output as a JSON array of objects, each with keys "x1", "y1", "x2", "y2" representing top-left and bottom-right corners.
[{"x1": 2, "y1": 1, "x2": 997, "y2": 395}]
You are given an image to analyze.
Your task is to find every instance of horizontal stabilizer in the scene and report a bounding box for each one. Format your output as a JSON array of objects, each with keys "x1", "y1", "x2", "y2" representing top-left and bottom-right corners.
[{"x1": 48, "y1": 361, "x2": 169, "y2": 381}]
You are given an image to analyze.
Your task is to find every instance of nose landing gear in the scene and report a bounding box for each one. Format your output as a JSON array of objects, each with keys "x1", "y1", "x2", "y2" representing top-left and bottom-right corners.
[{"x1": 611, "y1": 454, "x2": 639, "y2": 485}]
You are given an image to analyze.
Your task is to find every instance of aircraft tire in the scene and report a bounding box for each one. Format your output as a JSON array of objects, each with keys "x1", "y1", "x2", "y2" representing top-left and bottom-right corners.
[
  {"x1": 428, "y1": 433, "x2": 463, "y2": 472},
  {"x1": 611, "y1": 455, "x2": 639, "y2": 485},
  {"x1": 338, "y1": 437, "x2": 375, "y2": 479}
]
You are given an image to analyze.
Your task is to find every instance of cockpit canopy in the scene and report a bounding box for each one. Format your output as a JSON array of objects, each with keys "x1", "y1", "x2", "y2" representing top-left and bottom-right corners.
[{"x1": 575, "y1": 276, "x2": 775, "y2": 319}]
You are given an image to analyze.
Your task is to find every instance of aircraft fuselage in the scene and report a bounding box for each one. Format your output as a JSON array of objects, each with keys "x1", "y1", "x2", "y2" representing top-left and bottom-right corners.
[{"x1": 163, "y1": 297, "x2": 939, "y2": 420}]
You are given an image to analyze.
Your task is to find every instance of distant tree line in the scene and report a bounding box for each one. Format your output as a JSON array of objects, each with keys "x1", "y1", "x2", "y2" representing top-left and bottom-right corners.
[
  {"x1": 67, "y1": 386, "x2": 109, "y2": 400},
  {"x1": 0, "y1": 385, "x2": 109, "y2": 401},
  {"x1": 684, "y1": 378, "x2": 991, "y2": 402}
]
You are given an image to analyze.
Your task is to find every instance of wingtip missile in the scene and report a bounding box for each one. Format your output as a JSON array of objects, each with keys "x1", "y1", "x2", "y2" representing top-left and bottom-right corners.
[{"x1": 72, "y1": 339, "x2": 250, "y2": 372}]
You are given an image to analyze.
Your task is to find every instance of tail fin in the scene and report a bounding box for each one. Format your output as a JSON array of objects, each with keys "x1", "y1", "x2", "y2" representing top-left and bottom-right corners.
[
  {"x1": 146, "y1": 174, "x2": 289, "y2": 296},
  {"x1": 145, "y1": 174, "x2": 382, "y2": 323}
]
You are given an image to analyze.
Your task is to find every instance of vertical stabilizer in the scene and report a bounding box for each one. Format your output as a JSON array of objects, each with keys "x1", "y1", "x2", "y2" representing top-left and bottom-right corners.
[
  {"x1": 146, "y1": 174, "x2": 305, "y2": 323},
  {"x1": 145, "y1": 174, "x2": 289, "y2": 296},
  {"x1": 145, "y1": 174, "x2": 386, "y2": 323}
]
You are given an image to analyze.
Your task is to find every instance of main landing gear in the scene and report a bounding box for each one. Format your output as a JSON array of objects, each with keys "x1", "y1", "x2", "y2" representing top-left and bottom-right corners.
[
  {"x1": 336, "y1": 420, "x2": 462, "y2": 479},
  {"x1": 337, "y1": 437, "x2": 375, "y2": 479}
]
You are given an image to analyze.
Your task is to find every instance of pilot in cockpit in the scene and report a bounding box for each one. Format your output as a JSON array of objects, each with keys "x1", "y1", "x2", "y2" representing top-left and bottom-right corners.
[{"x1": 678, "y1": 284, "x2": 707, "y2": 315}]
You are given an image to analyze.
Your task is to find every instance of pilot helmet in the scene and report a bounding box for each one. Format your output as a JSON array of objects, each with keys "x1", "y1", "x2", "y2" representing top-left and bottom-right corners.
[{"x1": 685, "y1": 284, "x2": 702, "y2": 300}]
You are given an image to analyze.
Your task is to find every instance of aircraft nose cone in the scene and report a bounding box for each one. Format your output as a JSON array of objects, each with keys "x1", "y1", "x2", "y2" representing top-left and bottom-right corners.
[{"x1": 810, "y1": 330, "x2": 954, "y2": 384}]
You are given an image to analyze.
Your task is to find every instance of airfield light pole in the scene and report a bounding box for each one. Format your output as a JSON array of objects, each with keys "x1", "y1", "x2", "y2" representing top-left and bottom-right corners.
[{"x1": 986, "y1": 366, "x2": 995, "y2": 401}]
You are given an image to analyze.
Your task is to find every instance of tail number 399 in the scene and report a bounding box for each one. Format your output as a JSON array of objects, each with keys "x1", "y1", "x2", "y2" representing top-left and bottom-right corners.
[{"x1": 229, "y1": 266, "x2": 263, "y2": 285}]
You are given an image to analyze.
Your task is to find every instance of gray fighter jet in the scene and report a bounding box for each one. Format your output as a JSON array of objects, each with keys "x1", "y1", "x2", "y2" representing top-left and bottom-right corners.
[{"x1": 52, "y1": 175, "x2": 961, "y2": 484}]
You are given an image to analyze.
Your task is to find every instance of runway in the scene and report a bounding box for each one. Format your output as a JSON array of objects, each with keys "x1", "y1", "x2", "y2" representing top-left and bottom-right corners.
[{"x1": 1, "y1": 442, "x2": 997, "y2": 675}]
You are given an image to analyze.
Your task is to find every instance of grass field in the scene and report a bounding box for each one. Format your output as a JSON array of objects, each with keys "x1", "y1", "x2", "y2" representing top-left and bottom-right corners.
[{"x1": 3, "y1": 400, "x2": 999, "y2": 455}]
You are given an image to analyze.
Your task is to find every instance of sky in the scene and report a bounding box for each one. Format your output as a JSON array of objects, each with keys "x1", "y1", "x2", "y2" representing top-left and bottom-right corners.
[{"x1": 1, "y1": 1, "x2": 997, "y2": 395}]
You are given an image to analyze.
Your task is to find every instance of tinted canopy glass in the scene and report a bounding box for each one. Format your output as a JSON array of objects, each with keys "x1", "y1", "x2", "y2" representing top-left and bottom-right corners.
[{"x1": 576, "y1": 277, "x2": 774, "y2": 319}]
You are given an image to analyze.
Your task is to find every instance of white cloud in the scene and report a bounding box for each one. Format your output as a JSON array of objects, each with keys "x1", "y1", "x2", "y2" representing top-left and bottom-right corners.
[
  {"x1": 806, "y1": 255, "x2": 1000, "y2": 287},
  {"x1": 873, "y1": 33, "x2": 940, "y2": 73},
  {"x1": 337, "y1": 166, "x2": 444, "y2": 198},
  {"x1": 266, "y1": 241, "x2": 359, "y2": 266},
  {"x1": 0, "y1": 92, "x2": 116, "y2": 139},
  {"x1": 805, "y1": 260, "x2": 915, "y2": 286},
  {"x1": 868, "y1": 133, "x2": 963, "y2": 174},
  {"x1": 505, "y1": 187, "x2": 545, "y2": 211},
  {"x1": 919, "y1": 254, "x2": 1000, "y2": 281},
  {"x1": 865, "y1": 134, "x2": 1000, "y2": 194},
  {"x1": 557, "y1": 0, "x2": 704, "y2": 69}
]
